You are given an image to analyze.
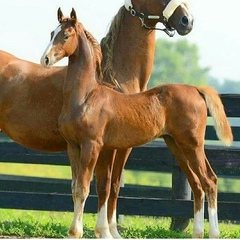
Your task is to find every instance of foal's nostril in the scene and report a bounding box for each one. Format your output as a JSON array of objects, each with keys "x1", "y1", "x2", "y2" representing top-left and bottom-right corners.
[
  {"x1": 45, "y1": 56, "x2": 49, "y2": 66},
  {"x1": 180, "y1": 16, "x2": 189, "y2": 27}
]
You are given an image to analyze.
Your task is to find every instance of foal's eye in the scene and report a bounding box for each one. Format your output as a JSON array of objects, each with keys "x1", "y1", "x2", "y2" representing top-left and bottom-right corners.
[{"x1": 64, "y1": 34, "x2": 69, "y2": 40}]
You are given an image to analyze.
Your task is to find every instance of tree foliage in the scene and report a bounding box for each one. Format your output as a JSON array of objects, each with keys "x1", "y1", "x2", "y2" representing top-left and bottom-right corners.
[
  {"x1": 148, "y1": 39, "x2": 209, "y2": 88},
  {"x1": 209, "y1": 77, "x2": 240, "y2": 93}
]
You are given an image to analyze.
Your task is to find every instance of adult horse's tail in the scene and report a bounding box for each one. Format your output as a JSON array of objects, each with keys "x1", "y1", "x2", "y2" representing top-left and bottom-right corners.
[{"x1": 197, "y1": 86, "x2": 233, "y2": 146}]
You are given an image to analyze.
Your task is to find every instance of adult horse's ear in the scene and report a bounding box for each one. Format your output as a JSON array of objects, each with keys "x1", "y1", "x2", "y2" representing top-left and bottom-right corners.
[
  {"x1": 57, "y1": 7, "x2": 64, "y2": 23},
  {"x1": 70, "y1": 8, "x2": 77, "y2": 23}
]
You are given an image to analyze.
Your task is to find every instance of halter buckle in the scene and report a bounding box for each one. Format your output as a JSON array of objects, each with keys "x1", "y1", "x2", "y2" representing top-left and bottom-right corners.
[{"x1": 130, "y1": 8, "x2": 136, "y2": 17}]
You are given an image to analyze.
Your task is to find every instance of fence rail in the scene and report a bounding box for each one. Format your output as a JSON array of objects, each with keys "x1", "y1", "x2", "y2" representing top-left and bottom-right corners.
[{"x1": 0, "y1": 94, "x2": 240, "y2": 229}]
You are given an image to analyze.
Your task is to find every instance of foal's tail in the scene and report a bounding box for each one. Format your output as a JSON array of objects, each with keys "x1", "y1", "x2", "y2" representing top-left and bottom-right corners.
[{"x1": 197, "y1": 86, "x2": 233, "y2": 146}]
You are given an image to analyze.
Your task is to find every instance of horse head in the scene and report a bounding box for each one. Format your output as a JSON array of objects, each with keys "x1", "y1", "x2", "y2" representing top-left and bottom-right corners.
[
  {"x1": 125, "y1": 0, "x2": 193, "y2": 36},
  {"x1": 40, "y1": 8, "x2": 79, "y2": 68}
]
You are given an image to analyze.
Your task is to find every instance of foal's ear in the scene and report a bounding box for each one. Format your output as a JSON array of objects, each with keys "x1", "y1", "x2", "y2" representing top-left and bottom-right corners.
[
  {"x1": 70, "y1": 8, "x2": 77, "y2": 23},
  {"x1": 57, "y1": 7, "x2": 64, "y2": 23}
]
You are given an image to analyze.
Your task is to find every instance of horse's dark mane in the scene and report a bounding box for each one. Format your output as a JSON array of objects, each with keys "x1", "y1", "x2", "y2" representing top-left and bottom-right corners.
[{"x1": 100, "y1": 6, "x2": 125, "y2": 88}]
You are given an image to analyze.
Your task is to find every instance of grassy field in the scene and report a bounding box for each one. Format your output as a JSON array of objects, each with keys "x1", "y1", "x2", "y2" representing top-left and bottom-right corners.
[
  {"x1": 0, "y1": 161, "x2": 240, "y2": 238},
  {"x1": 0, "y1": 209, "x2": 240, "y2": 238}
]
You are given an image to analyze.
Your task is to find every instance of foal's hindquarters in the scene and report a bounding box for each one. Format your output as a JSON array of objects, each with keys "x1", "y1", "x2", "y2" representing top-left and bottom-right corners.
[
  {"x1": 160, "y1": 86, "x2": 227, "y2": 238},
  {"x1": 94, "y1": 85, "x2": 232, "y2": 239}
]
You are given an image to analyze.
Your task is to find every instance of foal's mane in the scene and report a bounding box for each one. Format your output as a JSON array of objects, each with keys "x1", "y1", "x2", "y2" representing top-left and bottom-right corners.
[
  {"x1": 76, "y1": 21, "x2": 103, "y2": 81},
  {"x1": 100, "y1": 6, "x2": 125, "y2": 88},
  {"x1": 61, "y1": 17, "x2": 103, "y2": 81}
]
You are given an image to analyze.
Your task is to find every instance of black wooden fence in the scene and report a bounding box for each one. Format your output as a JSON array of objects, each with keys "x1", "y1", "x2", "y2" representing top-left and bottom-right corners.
[{"x1": 0, "y1": 94, "x2": 240, "y2": 229}]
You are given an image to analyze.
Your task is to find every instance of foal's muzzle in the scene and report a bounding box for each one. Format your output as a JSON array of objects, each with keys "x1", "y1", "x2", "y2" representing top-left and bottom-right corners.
[
  {"x1": 44, "y1": 56, "x2": 50, "y2": 66},
  {"x1": 40, "y1": 54, "x2": 54, "y2": 68}
]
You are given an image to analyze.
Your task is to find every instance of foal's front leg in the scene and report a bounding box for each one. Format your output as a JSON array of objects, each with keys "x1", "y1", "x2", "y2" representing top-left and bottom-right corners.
[
  {"x1": 67, "y1": 143, "x2": 83, "y2": 238},
  {"x1": 68, "y1": 141, "x2": 101, "y2": 238},
  {"x1": 95, "y1": 149, "x2": 116, "y2": 238}
]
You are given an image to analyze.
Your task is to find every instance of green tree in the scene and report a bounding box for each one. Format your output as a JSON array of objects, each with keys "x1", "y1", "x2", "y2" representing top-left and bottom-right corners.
[
  {"x1": 209, "y1": 77, "x2": 240, "y2": 93},
  {"x1": 148, "y1": 39, "x2": 209, "y2": 88}
]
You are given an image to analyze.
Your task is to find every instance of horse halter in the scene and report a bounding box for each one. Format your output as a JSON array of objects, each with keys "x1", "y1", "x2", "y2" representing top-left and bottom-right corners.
[{"x1": 124, "y1": 0, "x2": 188, "y2": 37}]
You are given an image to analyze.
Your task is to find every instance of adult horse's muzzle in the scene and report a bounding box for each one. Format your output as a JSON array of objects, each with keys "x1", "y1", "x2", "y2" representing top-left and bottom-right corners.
[{"x1": 167, "y1": 2, "x2": 194, "y2": 36}]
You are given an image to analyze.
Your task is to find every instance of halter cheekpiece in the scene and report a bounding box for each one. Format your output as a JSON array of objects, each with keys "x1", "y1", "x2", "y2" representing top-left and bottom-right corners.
[{"x1": 124, "y1": 0, "x2": 187, "y2": 37}]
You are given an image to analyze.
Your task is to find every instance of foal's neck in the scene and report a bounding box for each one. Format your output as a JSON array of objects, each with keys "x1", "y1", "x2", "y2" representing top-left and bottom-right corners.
[{"x1": 64, "y1": 30, "x2": 97, "y2": 100}]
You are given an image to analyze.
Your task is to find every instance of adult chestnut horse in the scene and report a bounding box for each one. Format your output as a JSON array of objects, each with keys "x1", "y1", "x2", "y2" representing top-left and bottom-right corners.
[
  {"x1": 0, "y1": 0, "x2": 193, "y2": 238},
  {"x1": 41, "y1": 9, "x2": 232, "y2": 238}
]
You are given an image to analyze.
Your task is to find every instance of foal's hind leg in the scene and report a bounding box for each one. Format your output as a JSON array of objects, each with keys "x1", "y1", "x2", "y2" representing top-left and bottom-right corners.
[
  {"x1": 163, "y1": 136, "x2": 206, "y2": 238},
  {"x1": 95, "y1": 149, "x2": 116, "y2": 238},
  {"x1": 204, "y1": 157, "x2": 220, "y2": 238},
  {"x1": 165, "y1": 135, "x2": 219, "y2": 238}
]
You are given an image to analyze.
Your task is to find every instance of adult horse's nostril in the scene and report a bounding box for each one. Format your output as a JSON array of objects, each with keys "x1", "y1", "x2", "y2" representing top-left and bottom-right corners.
[
  {"x1": 180, "y1": 16, "x2": 189, "y2": 27},
  {"x1": 45, "y1": 56, "x2": 49, "y2": 66}
]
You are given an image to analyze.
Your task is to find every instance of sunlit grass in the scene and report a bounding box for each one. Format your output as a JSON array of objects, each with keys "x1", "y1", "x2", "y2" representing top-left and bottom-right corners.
[{"x1": 0, "y1": 209, "x2": 240, "y2": 238}]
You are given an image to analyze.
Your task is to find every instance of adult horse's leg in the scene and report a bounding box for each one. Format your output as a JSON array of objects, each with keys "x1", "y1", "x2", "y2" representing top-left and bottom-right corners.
[
  {"x1": 108, "y1": 148, "x2": 132, "y2": 238},
  {"x1": 95, "y1": 149, "x2": 116, "y2": 238},
  {"x1": 68, "y1": 141, "x2": 101, "y2": 238}
]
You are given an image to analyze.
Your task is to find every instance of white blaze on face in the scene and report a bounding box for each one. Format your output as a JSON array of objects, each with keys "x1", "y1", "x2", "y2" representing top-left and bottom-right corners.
[
  {"x1": 124, "y1": 0, "x2": 133, "y2": 10},
  {"x1": 163, "y1": 0, "x2": 188, "y2": 20},
  {"x1": 40, "y1": 25, "x2": 62, "y2": 67}
]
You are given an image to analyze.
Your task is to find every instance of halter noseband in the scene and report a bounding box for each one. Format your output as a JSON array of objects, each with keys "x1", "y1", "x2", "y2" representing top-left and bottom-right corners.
[{"x1": 124, "y1": 0, "x2": 187, "y2": 37}]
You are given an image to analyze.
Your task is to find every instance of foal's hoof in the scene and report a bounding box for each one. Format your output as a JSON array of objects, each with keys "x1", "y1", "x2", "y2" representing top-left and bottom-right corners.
[
  {"x1": 69, "y1": 229, "x2": 83, "y2": 238},
  {"x1": 192, "y1": 231, "x2": 204, "y2": 238},
  {"x1": 109, "y1": 225, "x2": 122, "y2": 239},
  {"x1": 95, "y1": 227, "x2": 113, "y2": 238},
  {"x1": 209, "y1": 230, "x2": 220, "y2": 238}
]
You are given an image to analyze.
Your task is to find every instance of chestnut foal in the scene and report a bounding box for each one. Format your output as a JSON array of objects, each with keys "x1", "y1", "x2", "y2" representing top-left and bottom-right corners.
[{"x1": 41, "y1": 9, "x2": 232, "y2": 238}]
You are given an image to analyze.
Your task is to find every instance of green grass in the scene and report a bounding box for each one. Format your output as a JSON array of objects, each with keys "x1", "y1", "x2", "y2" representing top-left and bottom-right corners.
[
  {"x1": 0, "y1": 209, "x2": 240, "y2": 238},
  {"x1": 0, "y1": 162, "x2": 240, "y2": 238}
]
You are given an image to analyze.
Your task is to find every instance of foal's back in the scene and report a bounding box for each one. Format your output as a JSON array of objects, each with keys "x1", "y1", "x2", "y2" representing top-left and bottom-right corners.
[{"x1": 92, "y1": 84, "x2": 207, "y2": 149}]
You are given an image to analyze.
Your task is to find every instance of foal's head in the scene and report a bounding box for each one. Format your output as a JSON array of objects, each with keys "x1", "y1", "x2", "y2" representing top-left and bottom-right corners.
[{"x1": 41, "y1": 8, "x2": 102, "y2": 76}]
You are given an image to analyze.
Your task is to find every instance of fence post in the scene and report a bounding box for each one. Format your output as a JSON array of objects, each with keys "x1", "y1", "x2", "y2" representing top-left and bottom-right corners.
[{"x1": 170, "y1": 165, "x2": 191, "y2": 231}]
